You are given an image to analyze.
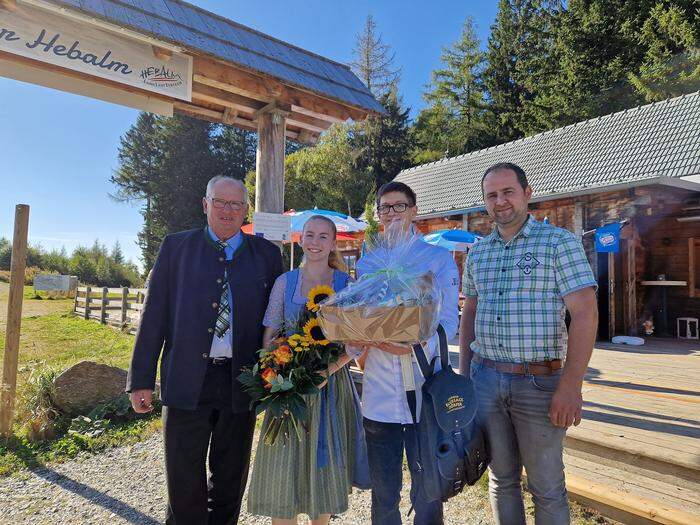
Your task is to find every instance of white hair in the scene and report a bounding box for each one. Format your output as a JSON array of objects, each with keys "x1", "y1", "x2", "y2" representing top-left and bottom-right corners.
[{"x1": 205, "y1": 176, "x2": 248, "y2": 203}]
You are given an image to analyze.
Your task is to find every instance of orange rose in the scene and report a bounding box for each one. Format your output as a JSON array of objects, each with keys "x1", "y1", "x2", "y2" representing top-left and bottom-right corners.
[
  {"x1": 261, "y1": 368, "x2": 277, "y2": 388},
  {"x1": 272, "y1": 345, "x2": 293, "y2": 366}
]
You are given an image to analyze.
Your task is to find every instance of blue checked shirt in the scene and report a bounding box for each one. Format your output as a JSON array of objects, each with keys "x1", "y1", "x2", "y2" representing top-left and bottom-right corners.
[{"x1": 463, "y1": 215, "x2": 596, "y2": 362}]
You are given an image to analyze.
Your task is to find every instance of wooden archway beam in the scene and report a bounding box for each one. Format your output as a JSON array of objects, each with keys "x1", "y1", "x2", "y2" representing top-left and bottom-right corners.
[
  {"x1": 0, "y1": 0, "x2": 17, "y2": 11},
  {"x1": 193, "y1": 57, "x2": 369, "y2": 124}
]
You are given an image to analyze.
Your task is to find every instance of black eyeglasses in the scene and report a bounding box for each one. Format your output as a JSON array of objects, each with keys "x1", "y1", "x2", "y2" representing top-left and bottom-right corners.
[
  {"x1": 208, "y1": 197, "x2": 246, "y2": 211},
  {"x1": 377, "y1": 203, "x2": 411, "y2": 215}
]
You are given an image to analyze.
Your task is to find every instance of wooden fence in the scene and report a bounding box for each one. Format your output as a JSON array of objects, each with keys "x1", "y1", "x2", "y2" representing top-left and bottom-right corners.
[{"x1": 73, "y1": 286, "x2": 146, "y2": 334}]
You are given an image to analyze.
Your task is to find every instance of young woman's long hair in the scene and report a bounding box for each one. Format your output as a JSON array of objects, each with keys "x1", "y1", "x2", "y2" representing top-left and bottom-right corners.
[{"x1": 301, "y1": 215, "x2": 348, "y2": 273}]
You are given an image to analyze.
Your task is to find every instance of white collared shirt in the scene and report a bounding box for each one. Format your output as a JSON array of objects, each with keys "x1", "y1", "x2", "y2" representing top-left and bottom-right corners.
[{"x1": 355, "y1": 238, "x2": 460, "y2": 424}]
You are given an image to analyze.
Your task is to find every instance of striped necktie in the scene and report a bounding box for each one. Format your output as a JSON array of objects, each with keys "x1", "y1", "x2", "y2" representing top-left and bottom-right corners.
[{"x1": 214, "y1": 240, "x2": 231, "y2": 338}]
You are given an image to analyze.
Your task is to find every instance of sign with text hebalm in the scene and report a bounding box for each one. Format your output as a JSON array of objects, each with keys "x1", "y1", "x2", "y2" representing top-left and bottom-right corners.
[
  {"x1": 0, "y1": 3, "x2": 192, "y2": 101},
  {"x1": 253, "y1": 213, "x2": 292, "y2": 242}
]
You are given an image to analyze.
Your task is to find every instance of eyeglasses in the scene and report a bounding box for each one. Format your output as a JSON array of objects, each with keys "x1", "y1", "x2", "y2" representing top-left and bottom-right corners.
[
  {"x1": 208, "y1": 197, "x2": 246, "y2": 211},
  {"x1": 377, "y1": 203, "x2": 411, "y2": 215}
]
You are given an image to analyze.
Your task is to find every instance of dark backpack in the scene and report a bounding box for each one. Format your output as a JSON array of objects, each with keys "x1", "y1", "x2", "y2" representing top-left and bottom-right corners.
[{"x1": 406, "y1": 325, "x2": 490, "y2": 505}]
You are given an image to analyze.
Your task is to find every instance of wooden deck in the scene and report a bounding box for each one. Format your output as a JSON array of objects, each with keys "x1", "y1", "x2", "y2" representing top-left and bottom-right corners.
[{"x1": 443, "y1": 338, "x2": 700, "y2": 524}]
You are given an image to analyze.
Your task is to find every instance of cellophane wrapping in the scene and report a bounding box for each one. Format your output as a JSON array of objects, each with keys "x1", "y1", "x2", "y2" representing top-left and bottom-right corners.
[{"x1": 318, "y1": 228, "x2": 442, "y2": 344}]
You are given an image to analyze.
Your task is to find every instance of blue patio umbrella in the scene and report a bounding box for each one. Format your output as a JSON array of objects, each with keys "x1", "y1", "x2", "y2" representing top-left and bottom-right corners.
[
  {"x1": 423, "y1": 229, "x2": 481, "y2": 251},
  {"x1": 287, "y1": 208, "x2": 367, "y2": 233}
]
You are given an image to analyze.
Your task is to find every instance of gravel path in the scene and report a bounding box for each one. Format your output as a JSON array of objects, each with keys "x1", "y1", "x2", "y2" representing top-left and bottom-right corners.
[{"x1": 0, "y1": 430, "x2": 495, "y2": 525}]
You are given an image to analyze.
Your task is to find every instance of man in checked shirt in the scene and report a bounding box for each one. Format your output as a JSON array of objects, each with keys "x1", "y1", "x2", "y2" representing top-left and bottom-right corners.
[{"x1": 459, "y1": 163, "x2": 598, "y2": 525}]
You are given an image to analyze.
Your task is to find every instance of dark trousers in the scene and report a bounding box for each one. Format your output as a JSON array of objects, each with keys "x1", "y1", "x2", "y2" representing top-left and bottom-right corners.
[
  {"x1": 363, "y1": 417, "x2": 444, "y2": 525},
  {"x1": 163, "y1": 363, "x2": 255, "y2": 525}
]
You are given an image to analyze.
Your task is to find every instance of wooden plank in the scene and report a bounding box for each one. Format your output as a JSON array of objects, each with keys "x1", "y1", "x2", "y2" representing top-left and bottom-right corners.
[
  {"x1": 127, "y1": 303, "x2": 144, "y2": 311},
  {"x1": 0, "y1": 0, "x2": 18, "y2": 11},
  {"x1": 84, "y1": 286, "x2": 91, "y2": 320},
  {"x1": 0, "y1": 52, "x2": 174, "y2": 117},
  {"x1": 173, "y1": 101, "x2": 300, "y2": 140},
  {"x1": 192, "y1": 81, "x2": 264, "y2": 114},
  {"x1": 689, "y1": 238, "x2": 696, "y2": 298},
  {"x1": 121, "y1": 287, "x2": 128, "y2": 326},
  {"x1": 565, "y1": 453, "x2": 700, "y2": 506},
  {"x1": 193, "y1": 57, "x2": 369, "y2": 122},
  {"x1": 0, "y1": 204, "x2": 29, "y2": 437},
  {"x1": 624, "y1": 234, "x2": 636, "y2": 334},
  {"x1": 609, "y1": 251, "x2": 616, "y2": 339},
  {"x1": 568, "y1": 425, "x2": 699, "y2": 473},
  {"x1": 100, "y1": 287, "x2": 108, "y2": 324},
  {"x1": 565, "y1": 472, "x2": 700, "y2": 525}
]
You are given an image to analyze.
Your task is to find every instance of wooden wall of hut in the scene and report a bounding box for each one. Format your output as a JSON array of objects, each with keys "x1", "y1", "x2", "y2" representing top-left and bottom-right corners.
[{"x1": 414, "y1": 184, "x2": 700, "y2": 338}]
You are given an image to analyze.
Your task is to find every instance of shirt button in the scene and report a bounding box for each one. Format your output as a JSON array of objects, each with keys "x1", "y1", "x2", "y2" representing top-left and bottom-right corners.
[
  {"x1": 497, "y1": 316, "x2": 501, "y2": 321},
  {"x1": 498, "y1": 291, "x2": 503, "y2": 296},
  {"x1": 219, "y1": 257, "x2": 225, "y2": 262},
  {"x1": 501, "y1": 268, "x2": 506, "y2": 273},
  {"x1": 505, "y1": 246, "x2": 510, "y2": 250},
  {"x1": 216, "y1": 278, "x2": 222, "y2": 284},
  {"x1": 202, "y1": 353, "x2": 209, "y2": 359},
  {"x1": 212, "y1": 302, "x2": 218, "y2": 308},
  {"x1": 208, "y1": 328, "x2": 214, "y2": 334},
  {"x1": 498, "y1": 343, "x2": 504, "y2": 347}
]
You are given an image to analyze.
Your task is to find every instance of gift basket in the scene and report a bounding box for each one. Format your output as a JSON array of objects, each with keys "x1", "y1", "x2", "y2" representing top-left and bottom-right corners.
[{"x1": 318, "y1": 228, "x2": 442, "y2": 344}]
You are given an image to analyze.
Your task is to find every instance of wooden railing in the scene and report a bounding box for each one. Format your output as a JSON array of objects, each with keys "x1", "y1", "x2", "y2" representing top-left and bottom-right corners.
[{"x1": 73, "y1": 286, "x2": 146, "y2": 334}]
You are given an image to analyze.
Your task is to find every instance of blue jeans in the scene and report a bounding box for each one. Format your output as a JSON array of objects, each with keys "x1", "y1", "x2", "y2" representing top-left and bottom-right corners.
[
  {"x1": 470, "y1": 361, "x2": 570, "y2": 525},
  {"x1": 363, "y1": 417, "x2": 444, "y2": 525}
]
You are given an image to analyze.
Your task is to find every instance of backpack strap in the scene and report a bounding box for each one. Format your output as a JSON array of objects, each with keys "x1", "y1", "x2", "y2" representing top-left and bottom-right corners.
[
  {"x1": 404, "y1": 323, "x2": 448, "y2": 425},
  {"x1": 411, "y1": 324, "x2": 448, "y2": 379}
]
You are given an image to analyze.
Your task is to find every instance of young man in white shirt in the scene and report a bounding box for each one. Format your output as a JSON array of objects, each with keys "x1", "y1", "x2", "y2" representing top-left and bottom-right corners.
[{"x1": 355, "y1": 181, "x2": 460, "y2": 525}]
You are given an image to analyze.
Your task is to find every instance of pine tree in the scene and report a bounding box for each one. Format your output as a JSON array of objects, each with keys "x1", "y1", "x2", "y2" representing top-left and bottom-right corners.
[
  {"x1": 110, "y1": 240, "x2": 125, "y2": 264},
  {"x1": 483, "y1": 0, "x2": 562, "y2": 141},
  {"x1": 418, "y1": 17, "x2": 493, "y2": 156},
  {"x1": 113, "y1": 114, "x2": 257, "y2": 269},
  {"x1": 352, "y1": 87, "x2": 413, "y2": 189},
  {"x1": 628, "y1": 2, "x2": 700, "y2": 101},
  {"x1": 350, "y1": 14, "x2": 401, "y2": 96}
]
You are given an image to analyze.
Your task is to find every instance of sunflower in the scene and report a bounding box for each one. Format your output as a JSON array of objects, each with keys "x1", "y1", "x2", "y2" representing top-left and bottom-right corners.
[
  {"x1": 306, "y1": 285, "x2": 335, "y2": 312},
  {"x1": 303, "y1": 317, "x2": 330, "y2": 346}
]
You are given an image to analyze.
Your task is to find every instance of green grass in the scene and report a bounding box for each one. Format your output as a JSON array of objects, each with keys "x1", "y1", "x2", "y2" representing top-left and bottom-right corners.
[
  {"x1": 0, "y1": 417, "x2": 161, "y2": 477},
  {"x1": 2, "y1": 312, "x2": 136, "y2": 373},
  {"x1": 0, "y1": 292, "x2": 164, "y2": 477}
]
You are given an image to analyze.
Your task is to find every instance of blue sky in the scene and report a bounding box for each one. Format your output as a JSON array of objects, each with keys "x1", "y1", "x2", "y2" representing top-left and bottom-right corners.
[{"x1": 0, "y1": 0, "x2": 499, "y2": 267}]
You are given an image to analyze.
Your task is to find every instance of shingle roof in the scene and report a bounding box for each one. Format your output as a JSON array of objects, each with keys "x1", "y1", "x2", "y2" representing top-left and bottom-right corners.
[
  {"x1": 48, "y1": 0, "x2": 383, "y2": 113},
  {"x1": 396, "y1": 91, "x2": 700, "y2": 217}
]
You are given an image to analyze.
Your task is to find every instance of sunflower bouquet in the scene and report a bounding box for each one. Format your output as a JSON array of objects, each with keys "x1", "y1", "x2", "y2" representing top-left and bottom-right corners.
[{"x1": 237, "y1": 285, "x2": 344, "y2": 445}]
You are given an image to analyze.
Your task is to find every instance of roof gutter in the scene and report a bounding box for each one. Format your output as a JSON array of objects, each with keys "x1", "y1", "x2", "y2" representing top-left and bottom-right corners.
[{"x1": 416, "y1": 175, "x2": 700, "y2": 220}]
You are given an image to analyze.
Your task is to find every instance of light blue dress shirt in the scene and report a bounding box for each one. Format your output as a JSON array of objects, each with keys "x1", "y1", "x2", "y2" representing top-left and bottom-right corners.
[
  {"x1": 207, "y1": 228, "x2": 242, "y2": 358},
  {"x1": 355, "y1": 236, "x2": 460, "y2": 424}
]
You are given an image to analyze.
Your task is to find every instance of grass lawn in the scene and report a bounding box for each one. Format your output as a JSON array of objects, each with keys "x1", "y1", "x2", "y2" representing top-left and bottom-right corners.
[{"x1": 0, "y1": 283, "x2": 160, "y2": 477}]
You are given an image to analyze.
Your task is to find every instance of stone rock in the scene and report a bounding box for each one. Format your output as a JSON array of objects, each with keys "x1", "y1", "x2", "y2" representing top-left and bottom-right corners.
[{"x1": 52, "y1": 361, "x2": 127, "y2": 415}]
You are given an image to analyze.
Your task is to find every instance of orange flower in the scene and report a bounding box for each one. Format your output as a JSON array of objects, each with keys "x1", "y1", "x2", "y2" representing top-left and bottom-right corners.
[
  {"x1": 261, "y1": 368, "x2": 277, "y2": 388},
  {"x1": 272, "y1": 345, "x2": 293, "y2": 366}
]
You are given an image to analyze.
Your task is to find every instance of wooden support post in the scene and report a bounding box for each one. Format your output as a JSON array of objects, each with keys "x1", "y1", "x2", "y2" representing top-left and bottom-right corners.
[
  {"x1": 573, "y1": 201, "x2": 584, "y2": 238},
  {"x1": 255, "y1": 104, "x2": 288, "y2": 214},
  {"x1": 290, "y1": 241, "x2": 295, "y2": 271},
  {"x1": 84, "y1": 286, "x2": 91, "y2": 320},
  {"x1": 121, "y1": 287, "x2": 128, "y2": 326},
  {"x1": 608, "y1": 252, "x2": 616, "y2": 340},
  {"x1": 100, "y1": 287, "x2": 108, "y2": 324},
  {"x1": 624, "y1": 236, "x2": 637, "y2": 335},
  {"x1": 689, "y1": 238, "x2": 696, "y2": 298},
  {"x1": 0, "y1": 204, "x2": 29, "y2": 437}
]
